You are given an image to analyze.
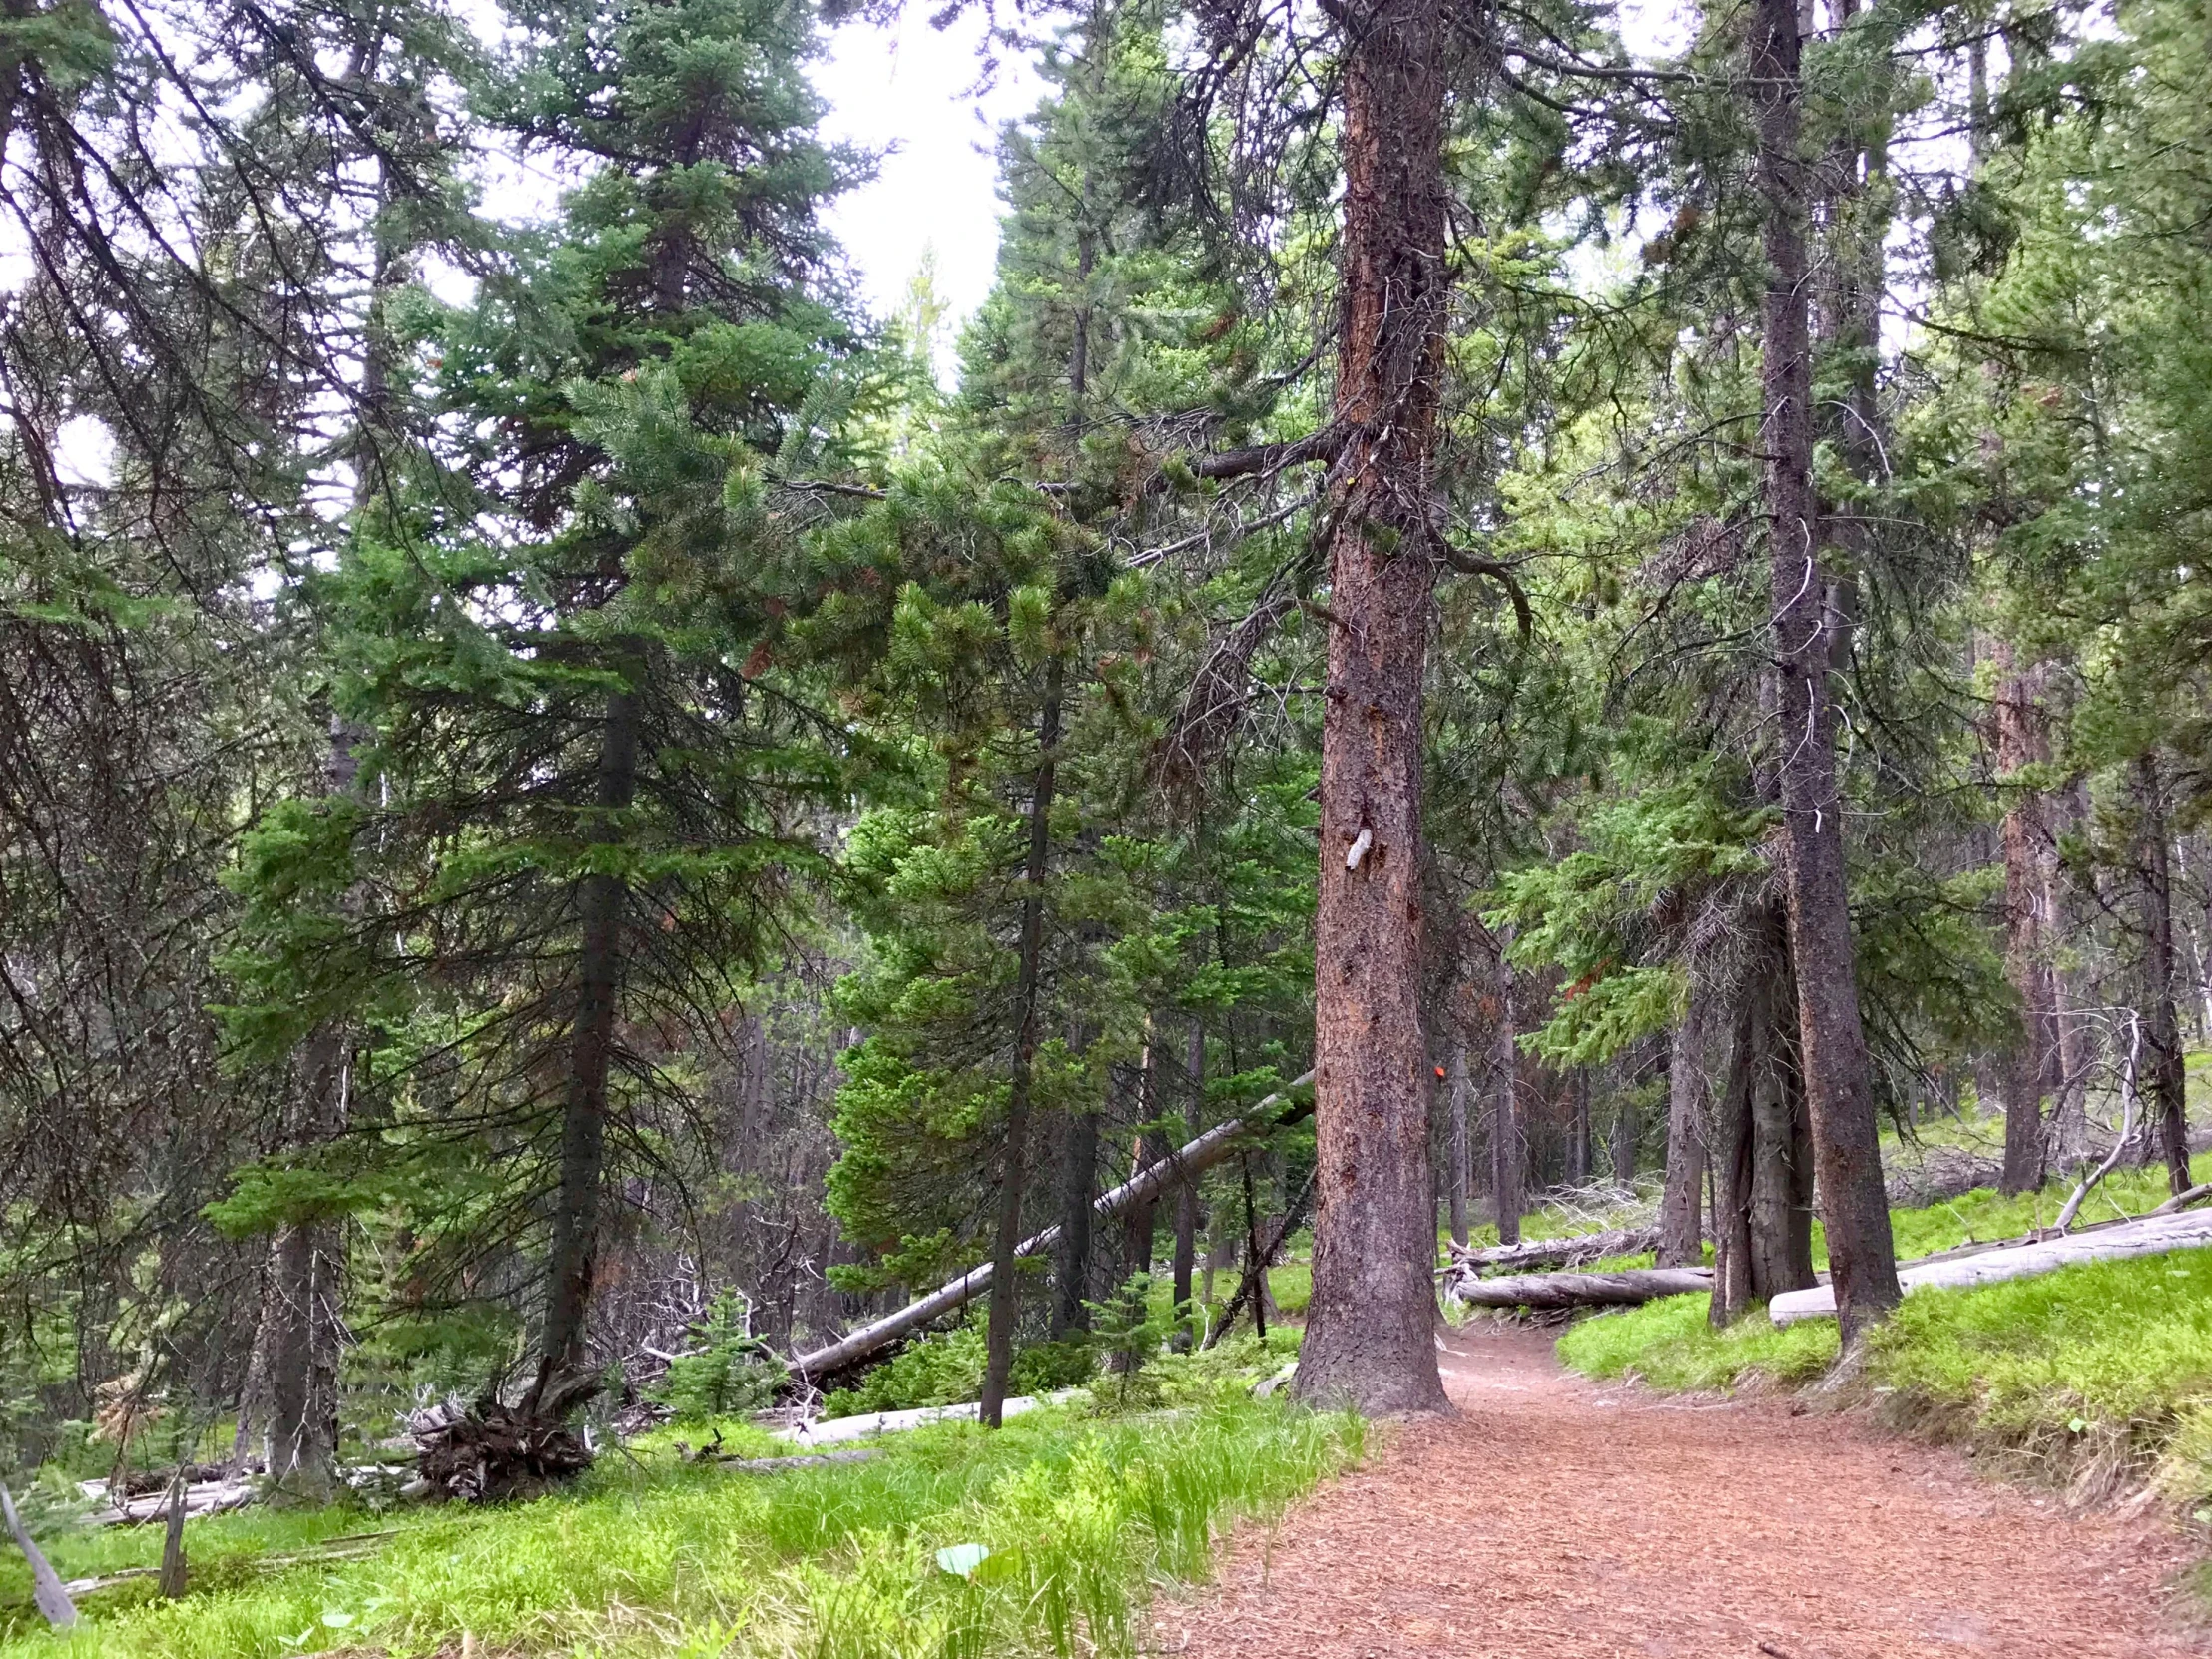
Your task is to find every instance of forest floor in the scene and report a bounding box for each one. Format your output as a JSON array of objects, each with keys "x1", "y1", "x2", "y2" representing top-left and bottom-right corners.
[{"x1": 1149, "y1": 1323, "x2": 2210, "y2": 1659}]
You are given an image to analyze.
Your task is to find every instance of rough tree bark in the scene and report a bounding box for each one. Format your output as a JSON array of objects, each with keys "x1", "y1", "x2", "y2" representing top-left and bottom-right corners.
[
  {"x1": 1658, "y1": 996, "x2": 1707, "y2": 1268},
  {"x1": 1991, "y1": 645, "x2": 2057, "y2": 1195},
  {"x1": 2136, "y1": 753, "x2": 2190, "y2": 1194},
  {"x1": 980, "y1": 662, "x2": 1063, "y2": 1428},
  {"x1": 1750, "y1": 0, "x2": 1901, "y2": 1348},
  {"x1": 1709, "y1": 918, "x2": 1816, "y2": 1324},
  {"x1": 1293, "y1": 0, "x2": 1451, "y2": 1415},
  {"x1": 1705, "y1": 1017, "x2": 1754, "y2": 1325},
  {"x1": 531, "y1": 680, "x2": 641, "y2": 1406},
  {"x1": 1746, "y1": 913, "x2": 1816, "y2": 1300}
]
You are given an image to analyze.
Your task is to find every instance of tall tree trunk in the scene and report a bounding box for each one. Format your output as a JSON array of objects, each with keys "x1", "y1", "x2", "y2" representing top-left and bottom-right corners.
[
  {"x1": 1658, "y1": 999, "x2": 1707, "y2": 1268},
  {"x1": 1609, "y1": 1074, "x2": 1639, "y2": 1186},
  {"x1": 1991, "y1": 647, "x2": 2056, "y2": 1194},
  {"x1": 1567, "y1": 1070, "x2": 1592, "y2": 1186},
  {"x1": 1711, "y1": 912, "x2": 1818, "y2": 1322},
  {"x1": 1446, "y1": 1042, "x2": 1470, "y2": 1247},
  {"x1": 245, "y1": 49, "x2": 419, "y2": 1476},
  {"x1": 1295, "y1": 0, "x2": 1451, "y2": 1415},
  {"x1": 1052, "y1": 1105, "x2": 1098, "y2": 1337},
  {"x1": 1706, "y1": 1003, "x2": 1754, "y2": 1327},
  {"x1": 1750, "y1": 0, "x2": 1901, "y2": 1348},
  {"x1": 240, "y1": 711, "x2": 358, "y2": 1491},
  {"x1": 1170, "y1": 1018, "x2": 1203, "y2": 1350},
  {"x1": 532, "y1": 681, "x2": 641, "y2": 1406},
  {"x1": 980, "y1": 662, "x2": 1062, "y2": 1427},
  {"x1": 2137, "y1": 753, "x2": 2190, "y2": 1194},
  {"x1": 1748, "y1": 912, "x2": 1817, "y2": 1299},
  {"x1": 1490, "y1": 939, "x2": 1524, "y2": 1246}
]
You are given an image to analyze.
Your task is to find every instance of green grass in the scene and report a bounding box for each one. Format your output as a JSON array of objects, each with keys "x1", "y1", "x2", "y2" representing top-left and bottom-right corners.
[
  {"x1": 1557, "y1": 1149, "x2": 2212, "y2": 1502},
  {"x1": 1555, "y1": 1288, "x2": 1841, "y2": 1389},
  {"x1": 1, "y1": 1397, "x2": 1361, "y2": 1658}
]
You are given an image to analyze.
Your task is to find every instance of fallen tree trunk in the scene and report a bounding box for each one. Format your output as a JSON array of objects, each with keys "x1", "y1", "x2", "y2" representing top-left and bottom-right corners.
[
  {"x1": 88, "y1": 1479, "x2": 258, "y2": 1527},
  {"x1": 1443, "y1": 1227, "x2": 1660, "y2": 1276},
  {"x1": 2, "y1": 1483, "x2": 78, "y2": 1627},
  {"x1": 789, "y1": 1072, "x2": 1316, "y2": 1381},
  {"x1": 1769, "y1": 1209, "x2": 2212, "y2": 1325},
  {"x1": 1448, "y1": 1268, "x2": 1713, "y2": 1310},
  {"x1": 716, "y1": 1449, "x2": 879, "y2": 1474}
]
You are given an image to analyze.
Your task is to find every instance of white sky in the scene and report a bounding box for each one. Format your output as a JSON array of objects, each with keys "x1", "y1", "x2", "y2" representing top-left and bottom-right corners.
[
  {"x1": 815, "y1": 11, "x2": 1046, "y2": 340},
  {"x1": 810, "y1": 2, "x2": 1696, "y2": 343}
]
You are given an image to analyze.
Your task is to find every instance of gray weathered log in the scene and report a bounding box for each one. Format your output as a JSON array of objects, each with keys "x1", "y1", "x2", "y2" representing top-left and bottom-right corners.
[
  {"x1": 2, "y1": 1483, "x2": 80, "y2": 1627},
  {"x1": 1448, "y1": 1268, "x2": 1713, "y2": 1310},
  {"x1": 716, "y1": 1449, "x2": 880, "y2": 1473},
  {"x1": 1769, "y1": 1209, "x2": 2212, "y2": 1325},
  {"x1": 1443, "y1": 1227, "x2": 1660, "y2": 1276},
  {"x1": 788, "y1": 1072, "x2": 1315, "y2": 1380}
]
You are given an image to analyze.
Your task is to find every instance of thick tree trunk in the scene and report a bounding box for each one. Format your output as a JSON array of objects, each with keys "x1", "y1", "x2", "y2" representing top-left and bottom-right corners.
[
  {"x1": 1747, "y1": 920, "x2": 1817, "y2": 1298},
  {"x1": 980, "y1": 665, "x2": 1063, "y2": 1427},
  {"x1": 1750, "y1": 0, "x2": 1901, "y2": 1348},
  {"x1": 2136, "y1": 754, "x2": 2190, "y2": 1194},
  {"x1": 1052, "y1": 1106, "x2": 1098, "y2": 1337},
  {"x1": 1446, "y1": 1043, "x2": 1470, "y2": 1247},
  {"x1": 1294, "y1": 0, "x2": 1450, "y2": 1416},
  {"x1": 1491, "y1": 940, "x2": 1524, "y2": 1246},
  {"x1": 1711, "y1": 915, "x2": 1818, "y2": 1324},
  {"x1": 533, "y1": 683, "x2": 640, "y2": 1405},
  {"x1": 1991, "y1": 645, "x2": 2056, "y2": 1195},
  {"x1": 1658, "y1": 1002, "x2": 1707, "y2": 1268}
]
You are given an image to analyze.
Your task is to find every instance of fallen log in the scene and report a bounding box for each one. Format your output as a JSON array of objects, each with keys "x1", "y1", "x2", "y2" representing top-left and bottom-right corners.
[
  {"x1": 789, "y1": 1071, "x2": 1316, "y2": 1381},
  {"x1": 1769, "y1": 1209, "x2": 2212, "y2": 1326},
  {"x1": 717, "y1": 1449, "x2": 880, "y2": 1473},
  {"x1": 1443, "y1": 1227, "x2": 1661, "y2": 1276},
  {"x1": 1447, "y1": 1267, "x2": 1713, "y2": 1310},
  {"x1": 91, "y1": 1478, "x2": 258, "y2": 1526},
  {"x1": 2, "y1": 1482, "x2": 79, "y2": 1627}
]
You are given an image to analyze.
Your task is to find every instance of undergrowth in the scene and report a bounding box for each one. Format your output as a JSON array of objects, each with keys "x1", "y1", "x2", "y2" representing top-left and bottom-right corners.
[{"x1": 0, "y1": 1397, "x2": 1361, "y2": 1658}]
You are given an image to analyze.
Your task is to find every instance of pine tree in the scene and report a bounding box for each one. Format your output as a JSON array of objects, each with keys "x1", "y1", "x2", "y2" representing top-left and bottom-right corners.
[{"x1": 281, "y1": 0, "x2": 868, "y2": 1413}]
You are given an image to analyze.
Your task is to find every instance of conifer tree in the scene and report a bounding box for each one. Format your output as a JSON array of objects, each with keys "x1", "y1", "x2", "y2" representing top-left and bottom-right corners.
[{"x1": 263, "y1": 0, "x2": 869, "y2": 1412}]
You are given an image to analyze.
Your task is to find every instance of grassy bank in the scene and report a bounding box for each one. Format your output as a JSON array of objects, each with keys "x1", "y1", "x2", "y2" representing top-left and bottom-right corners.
[
  {"x1": 0, "y1": 1393, "x2": 1359, "y2": 1658},
  {"x1": 1558, "y1": 1154, "x2": 2212, "y2": 1504}
]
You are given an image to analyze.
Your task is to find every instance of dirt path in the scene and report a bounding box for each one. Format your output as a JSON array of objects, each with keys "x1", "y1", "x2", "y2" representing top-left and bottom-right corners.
[{"x1": 1151, "y1": 1324, "x2": 2207, "y2": 1658}]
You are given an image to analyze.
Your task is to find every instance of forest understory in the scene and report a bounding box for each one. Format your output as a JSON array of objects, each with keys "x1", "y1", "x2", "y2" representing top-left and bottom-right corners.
[{"x1": 6, "y1": 0, "x2": 2212, "y2": 1638}]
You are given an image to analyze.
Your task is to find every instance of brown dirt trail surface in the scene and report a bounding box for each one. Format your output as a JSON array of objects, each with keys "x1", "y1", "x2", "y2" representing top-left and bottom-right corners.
[{"x1": 1151, "y1": 1324, "x2": 2206, "y2": 1658}]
